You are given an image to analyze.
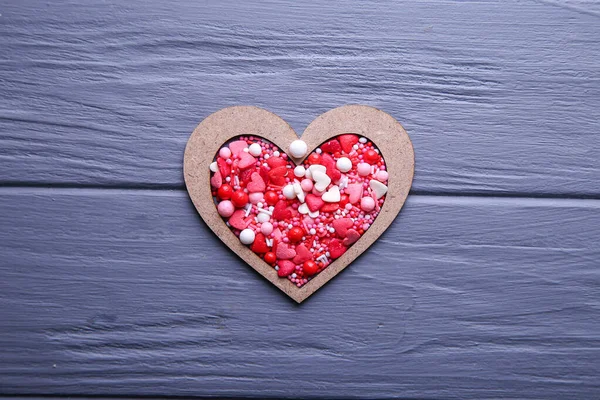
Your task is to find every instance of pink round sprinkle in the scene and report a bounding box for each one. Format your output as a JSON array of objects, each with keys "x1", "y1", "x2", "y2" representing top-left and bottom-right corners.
[
  {"x1": 360, "y1": 197, "x2": 375, "y2": 212},
  {"x1": 261, "y1": 222, "x2": 273, "y2": 235},
  {"x1": 249, "y1": 192, "x2": 264, "y2": 204},
  {"x1": 357, "y1": 162, "x2": 371, "y2": 176},
  {"x1": 300, "y1": 179, "x2": 313, "y2": 192},
  {"x1": 376, "y1": 170, "x2": 389, "y2": 182},
  {"x1": 345, "y1": 203, "x2": 353, "y2": 211},
  {"x1": 219, "y1": 147, "x2": 232, "y2": 159},
  {"x1": 217, "y1": 200, "x2": 235, "y2": 217}
]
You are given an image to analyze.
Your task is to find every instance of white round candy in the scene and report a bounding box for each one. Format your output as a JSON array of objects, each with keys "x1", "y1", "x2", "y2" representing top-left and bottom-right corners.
[
  {"x1": 248, "y1": 143, "x2": 262, "y2": 157},
  {"x1": 239, "y1": 229, "x2": 256, "y2": 245},
  {"x1": 289, "y1": 140, "x2": 308, "y2": 158},
  {"x1": 209, "y1": 161, "x2": 218, "y2": 172},
  {"x1": 294, "y1": 165, "x2": 306, "y2": 178},
  {"x1": 282, "y1": 184, "x2": 296, "y2": 199},
  {"x1": 257, "y1": 212, "x2": 270, "y2": 223},
  {"x1": 336, "y1": 157, "x2": 352, "y2": 172}
]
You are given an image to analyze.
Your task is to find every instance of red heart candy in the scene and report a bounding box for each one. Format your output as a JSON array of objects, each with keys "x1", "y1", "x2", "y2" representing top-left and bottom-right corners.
[
  {"x1": 277, "y1": 260, "x2": 296, "y2": 277},
  {"x1": 266, "y1": 156, "x2": 287, "y2": 168},
  {"x1": 328, "y1": 238, "x2": 347, "y2": 259},
  {"x1": 320, "y1": 203, "x2": 339, "y2": 213},
  {"x1": 320, "y1": 139, "x2": 342, "y2": 153},
  {"x1": 239, "y1": 168, "x2": 253, "y2": 186},
  {"x1": 293, "y1": 244, "x2": 313, "y2": 264},
  {"x1": 251, "y1": 233, "x2": 270, "y2": 253},
  {"x1": 259, "y1": 165, "x2": 270, "y2": 185},
  {"x1": 320, "y1": 153, "x2": 341, "y2": 183},
  {"x1": 268, "y1": 166, "x2": 288, "y2": 186},
  {"x1": 217, "y1": 157, "x2": 231, "y2": 177},
  {"x1": 272, "y1": 200, "x2": 292, "y2": 221},
  {"x1": 338, "y1": 134, "x2": 359, "y2": 154}
]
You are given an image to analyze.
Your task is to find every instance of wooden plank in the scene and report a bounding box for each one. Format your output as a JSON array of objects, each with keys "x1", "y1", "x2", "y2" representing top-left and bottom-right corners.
[
  {"x1": 1, "y1": 0, "x2": 599, "y2": 195},
  {"x1": 0, "y1": 188, "x2": 598, "y2": 398}
]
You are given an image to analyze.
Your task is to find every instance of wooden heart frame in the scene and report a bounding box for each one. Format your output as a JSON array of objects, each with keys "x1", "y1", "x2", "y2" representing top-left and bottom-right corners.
[{"x1": 184, "y1": 105, "x2": 414, "y2": 303}]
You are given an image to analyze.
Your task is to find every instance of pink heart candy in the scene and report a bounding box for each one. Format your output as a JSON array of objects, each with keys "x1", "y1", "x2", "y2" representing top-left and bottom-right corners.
[
  {"x1": 342, "y1": 229, "x2": 360, "y2": 246},
  {"x1": 276, "y1": 242, "x2": 296, "y2": 260},
  {"x1": 247, "y1": 172, "x2": 266, "y2": 192}
]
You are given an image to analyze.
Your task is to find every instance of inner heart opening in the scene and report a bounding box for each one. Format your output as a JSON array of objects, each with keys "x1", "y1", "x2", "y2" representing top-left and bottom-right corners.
[{"x1": 209, "y1": 134, "x2": 388, "y2": 288}]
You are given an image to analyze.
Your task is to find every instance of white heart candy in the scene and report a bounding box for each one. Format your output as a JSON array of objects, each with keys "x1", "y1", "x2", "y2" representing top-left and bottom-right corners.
[
  {"x1": 309, "y1": 164, "x2": 326, "y2": 175},
  {"x1": 293, "y1": 182, "x2": 305, "y2": 203},
  {"x1": 369, "y1": 179, "x2": 388, "y2": 199},
  {"x1": 322, "y1": 185, "x2": 341, "y2": 203},
  {"x1": 282, "y1": 184, "x2": 296, "y2": 200},
  {"x1": 312, "y1": 170, "x2": 331, "y2": 192},
  {"x1": 304, "y1": 168, "x2": 312, "y2": 180},
  {"x1": 298, "y1": 203, "x2": 309, "y2": 214}
]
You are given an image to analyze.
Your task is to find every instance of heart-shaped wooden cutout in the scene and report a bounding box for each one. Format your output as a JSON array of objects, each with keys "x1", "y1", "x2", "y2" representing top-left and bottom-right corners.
[{"x1": 184, "y1": 105, "x2": 414, "y2": 303}]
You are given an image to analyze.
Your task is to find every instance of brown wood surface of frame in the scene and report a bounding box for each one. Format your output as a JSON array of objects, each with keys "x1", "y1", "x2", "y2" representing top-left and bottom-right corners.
[{"x1": 184, "y1": 105, "x2": 415, "y2": 303}]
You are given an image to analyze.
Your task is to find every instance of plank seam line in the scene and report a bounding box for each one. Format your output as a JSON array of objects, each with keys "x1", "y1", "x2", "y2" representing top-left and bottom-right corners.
[
  {"x1": 0, "y1": 396, "x2": 428, "y2": 400},
  {"x1": 0, "y1": 184, "x2": 599, "y2": 201}
]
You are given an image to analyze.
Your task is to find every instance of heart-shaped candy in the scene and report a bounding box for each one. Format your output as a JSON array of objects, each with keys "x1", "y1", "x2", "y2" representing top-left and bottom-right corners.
[{"x1": 184, "y1": 105, "x2": 414, "y2": 303}]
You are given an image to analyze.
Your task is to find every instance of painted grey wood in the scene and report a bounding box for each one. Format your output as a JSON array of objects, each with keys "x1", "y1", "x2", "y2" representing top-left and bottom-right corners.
[
  {"x1": 1, "y1": 0, "x2": 599, "y2": 398},
  {"x1": 1, "y1": 188, "x2": 598, "y2": 399},
  {"x1": 1, "y1": 0, "x2": 600, "y2": 196}
]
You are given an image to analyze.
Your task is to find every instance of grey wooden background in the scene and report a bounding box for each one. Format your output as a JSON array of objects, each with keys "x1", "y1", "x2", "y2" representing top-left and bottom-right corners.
[{"x1": 1, "y1": 0, "x2": 599, "y2": 399}]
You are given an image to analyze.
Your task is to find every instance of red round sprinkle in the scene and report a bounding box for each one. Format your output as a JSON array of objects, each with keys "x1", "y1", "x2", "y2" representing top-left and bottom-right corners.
[
  {"x1": 264, "y1": 252, "x2": 276, "y2": 265},
  {"x1": 231, "y1": 190, "x2": 249, "y2": 208},
  {"x1": 303, "y1": 260, "x2": 318, "y2": 276},
  {"x1": 307, "y1": 153, "x2": 321, "y2": 164},
  {"x1": 217, "y1": 184, "x2": 233, "y2": 200},
  {"x1": 364, "y1": 149, "x2": 379, "y2": 164},
  {"x1": 340, "y1": 194, "x2": 349, "y2": 207},
  {"x1": 287, "y1": 226, "x2": 304, "y2": 243},
  {"x1": 264, "y1": 191, "x2": 278, "y2": 206}
]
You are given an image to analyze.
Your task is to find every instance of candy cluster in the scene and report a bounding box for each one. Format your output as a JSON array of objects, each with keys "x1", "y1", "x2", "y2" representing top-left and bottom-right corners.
[{"x1": 210, "y1": 134, "x2": 388, "y2": 287}]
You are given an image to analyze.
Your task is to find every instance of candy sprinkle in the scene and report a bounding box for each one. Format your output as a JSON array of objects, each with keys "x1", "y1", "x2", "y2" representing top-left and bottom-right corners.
[{"x1": 210, "y1": 135, "x2": 388, "y2": 287}]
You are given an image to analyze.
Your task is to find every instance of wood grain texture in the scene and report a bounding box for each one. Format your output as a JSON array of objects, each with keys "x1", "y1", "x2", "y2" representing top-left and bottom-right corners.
[
  {"x1": 1, "y1": 189, "x2": 599, "y2": 398},
  {"x1": 1, "y1": 0, "x2": 600, "y2": 398},
  {"x1": 1, "y1": 0, "x2": 600, "y2": 195}
]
